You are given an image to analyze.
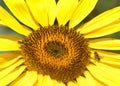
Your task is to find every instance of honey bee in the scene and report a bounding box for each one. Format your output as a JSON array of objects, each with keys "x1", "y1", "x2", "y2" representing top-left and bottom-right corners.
[{"x1": 94, "y1": 52, "x2": 101, "y2": 62}]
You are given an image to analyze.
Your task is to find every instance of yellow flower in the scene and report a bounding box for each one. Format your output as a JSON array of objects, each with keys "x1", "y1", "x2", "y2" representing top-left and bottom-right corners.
[{"x1": 0, "y1": 0, "x2": 120, "y2": 86}]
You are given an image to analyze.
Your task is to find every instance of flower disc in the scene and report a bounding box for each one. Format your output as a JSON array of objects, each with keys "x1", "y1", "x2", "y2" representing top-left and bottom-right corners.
[{"x1": 20, "y1": 25, "x2": 90, "y2": 82}]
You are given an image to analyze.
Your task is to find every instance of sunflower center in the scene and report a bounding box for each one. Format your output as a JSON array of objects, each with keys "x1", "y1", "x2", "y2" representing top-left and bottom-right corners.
[
  {"x1": 44, "y1": 41, "x2": 68, "y2": 57},
  {"x1": 19, "y1": 25, "x2": 90, "y2": 82}
]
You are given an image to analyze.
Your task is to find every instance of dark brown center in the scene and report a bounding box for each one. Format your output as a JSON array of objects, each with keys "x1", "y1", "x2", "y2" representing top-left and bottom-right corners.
[
  {"x1": 44, "y1": 41, "x2": 68, "y2": 57},
  {"x1": 19, "y1": 25, "x2": 90, "y2": 82}
]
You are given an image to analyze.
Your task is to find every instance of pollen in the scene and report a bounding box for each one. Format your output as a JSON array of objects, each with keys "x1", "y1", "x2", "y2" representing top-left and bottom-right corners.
[{"x1": 19, "y1": 25, "x2": 90, "y2": 82}]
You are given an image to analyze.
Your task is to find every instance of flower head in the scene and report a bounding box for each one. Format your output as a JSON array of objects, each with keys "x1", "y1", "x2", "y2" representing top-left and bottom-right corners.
[{"x1": 0, "y1": 0, "x2": 120, "y2": 86}]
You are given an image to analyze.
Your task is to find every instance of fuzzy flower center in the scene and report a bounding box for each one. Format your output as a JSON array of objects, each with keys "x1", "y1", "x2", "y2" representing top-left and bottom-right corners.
[{"x1": 19, "y1": 25, "x2": 90, "y2": 82}]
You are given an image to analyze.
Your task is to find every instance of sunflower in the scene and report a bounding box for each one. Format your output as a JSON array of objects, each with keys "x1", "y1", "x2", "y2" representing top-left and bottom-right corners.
[{"x1": 0, "y1": 0, "x2": 120, "y2": 86}]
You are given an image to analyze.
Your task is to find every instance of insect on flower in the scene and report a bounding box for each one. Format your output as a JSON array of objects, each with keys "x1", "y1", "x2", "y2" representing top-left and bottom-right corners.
[{"x1": 94, "y1": 51, "x2": 101, "y2": 62}]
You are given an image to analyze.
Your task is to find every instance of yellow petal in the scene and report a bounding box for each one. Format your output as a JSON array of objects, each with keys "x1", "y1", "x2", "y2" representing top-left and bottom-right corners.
[
  {"x1": 0, "y1": 59, "x2": 24, "y2": 79},
  {"x1": 76, "y1": 76, "x2": 89, "y2": 86},
  {"x1": 0, "y1": 20, "x2": 5, "y2": 26},
  {"x1": 4, "y1": 0, "x2": 39, "y2": 30},
  {"x1": 78, "y1": 6, "x2": 120, "y2": 34},
  {"x1": 69, "y1": 0, "x2": 98, "y2": 28},
  {"x1": 53, "y1": 80, "x2": 66, "y2": 86},
  {"x1": 84, "y1": 20, "x2": 120, "y2": 38},
  {"x1": 0, "y1": 55, "x2": 21, "y2": 69},
  {"x1": 0, "y1": 66, "x2": 26, "y2": 86},
  {"x1": 92, "y1": 50, "x2": 120, "y2": 61},
  {"x1": 12, "y1": 71, "x2": 37, "y2": 86},
  {"x1": 26, "y1": 0, "x2": 48, "y2": 26},
  {"x1": 0, "y1": 38, "x2": 20, "y2": 51},
  {"x1": 0, "y1": 53, "x2": 20, "y2": 63},
  {"x1": 67, "y1": 81, "x2": 79, "y2": 86},
  {"x1": 46, "y1": 0, "x2": 57, "y2": 25},
  {"x1": 101, "y1": 60, "x2": 120, "y2": 68},
  {"x1": 90, "y1": 50, "x2": 120, "y2": 68},
  {"x1": 0, "y1": 6, "x2": 31, "y2": 36},
  {"x1": 96, "y1": 63, "x2": 120, "y2": 74},
  {"x1": 87, "y1": 64, "x2": 120, "y2": 85},
  {"x1": 90, "y1": 57, "x2": 120, "y2": 68},
  {"x1": 42, "y1": 75, "x2": 54, "y2": 86},
  {"x1": 35, "y1": 74, "x2": 44, "y2": 86},
  {"x1": 57, "y1": 0, "x2": 78, "y2": 25},
  {"x1": 35, "y1": 75, "x2": 65, "y2": 86},
  {"x1": 84, "y1": 71, "x2": 103, "y2": 86},
  {"x1": 89, "y1": 38, "x2": 120, "y2": 50}
]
